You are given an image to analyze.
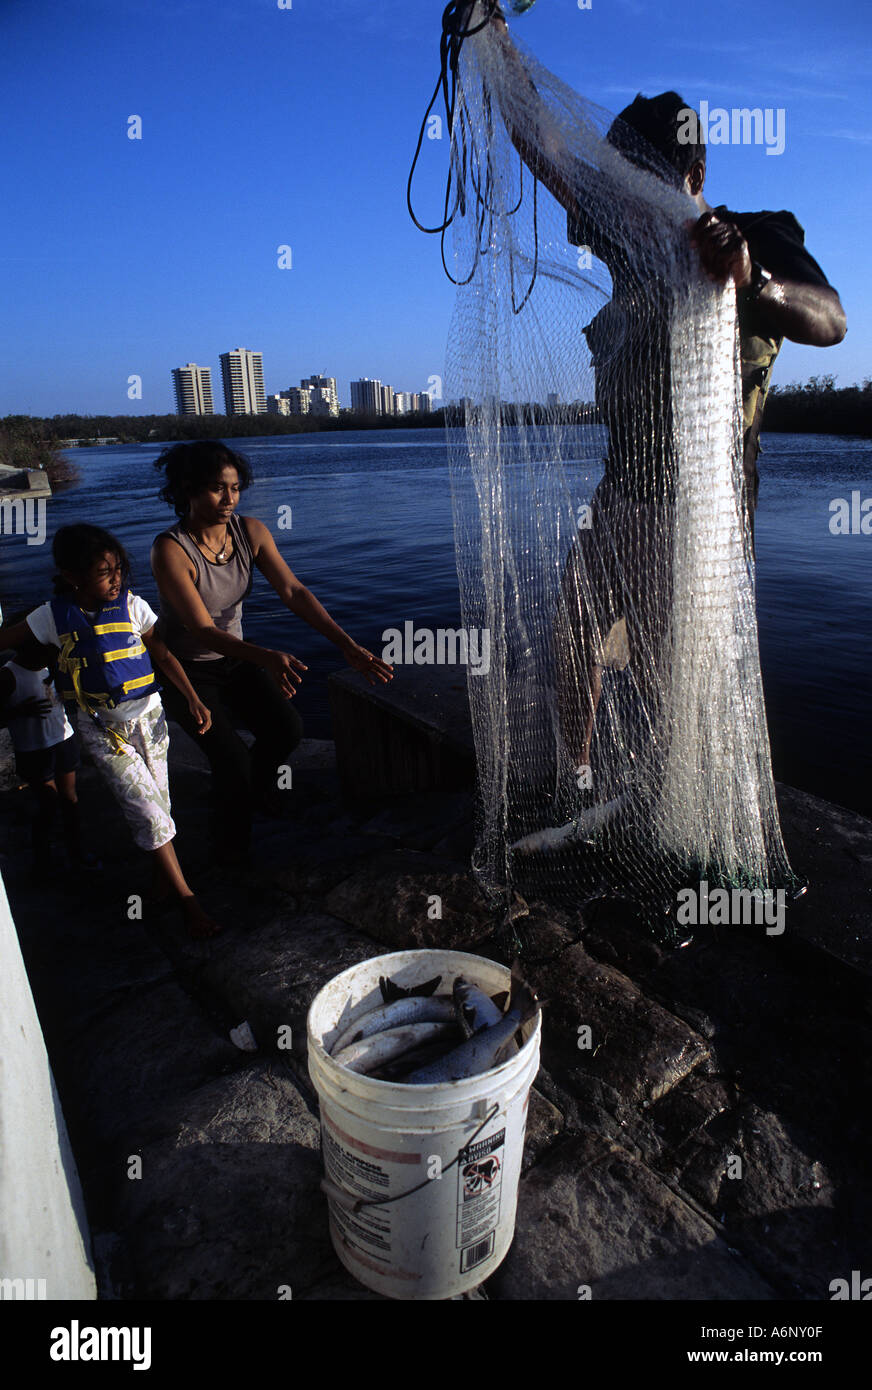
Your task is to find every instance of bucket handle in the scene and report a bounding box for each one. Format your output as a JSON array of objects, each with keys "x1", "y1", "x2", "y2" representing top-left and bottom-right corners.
[{"x1": 320, "y1": 1101, "x2": 500, "y2": 1214}]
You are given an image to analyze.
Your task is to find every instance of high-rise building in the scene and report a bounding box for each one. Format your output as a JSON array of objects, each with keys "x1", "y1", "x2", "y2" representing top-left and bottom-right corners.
[
  {"x1": 279, "y1": 387, "x2": 311, "y2": 415},
  {"x1": 350, "y1": 378, "x2": 383, "y2": 415},
  {"x1": 381, "y1": 384, "x2": 396, "y2": 416},
  {"x1": 172, "y1": 363, "x2": 214, "y2": 416},
  {"x1": 308, "y1": 387, "x2": 335, "y2": 417},
  {"x1": 266, "y1": 394, "x2": 291, "y2": 416},
  {"x1": 220, "y1": 348, "x2": 266, "y2": 415},
  {"x1": 301, "y1": 374, "x2": 339, "y2": 416},
  {"x1": 394, "y1": 390, "x2": 432, "y2": 415}
]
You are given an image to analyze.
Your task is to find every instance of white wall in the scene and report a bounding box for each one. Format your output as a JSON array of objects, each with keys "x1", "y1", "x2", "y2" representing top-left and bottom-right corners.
[{"x1": 0, "y1": 870, "x2": 96, "y2": 1299}]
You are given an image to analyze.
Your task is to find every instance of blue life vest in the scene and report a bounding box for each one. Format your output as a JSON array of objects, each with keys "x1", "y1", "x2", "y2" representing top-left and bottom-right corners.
[{"x1": 50, "y1": 589, "x2": 158, "y2": 712}]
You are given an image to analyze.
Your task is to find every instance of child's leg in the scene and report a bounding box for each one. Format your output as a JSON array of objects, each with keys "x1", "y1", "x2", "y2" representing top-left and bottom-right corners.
[
  {"x1": 30, "y1": 779, "x2": 60, "y2": 873},
  {"x1": 77, "y1": 706, "x2": 220, "y2": 937},
  {"x1": 15, "y1": 749, "x2": 59, "y2": 871},
  {"x1": 150, "y1": 840, "x2": 220, "y2": 938}
]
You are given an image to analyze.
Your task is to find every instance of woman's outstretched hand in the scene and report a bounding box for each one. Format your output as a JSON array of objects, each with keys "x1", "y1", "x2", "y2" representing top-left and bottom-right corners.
[
  {"x1": 188, "y1": 696, "x2": 212, "y2": 735},
  {"x1": 342, "y1": 641, "x2": 394, "y2": 687},
  {"x1": 264, "y1": 648, "x2": 308, "y2": 697}
]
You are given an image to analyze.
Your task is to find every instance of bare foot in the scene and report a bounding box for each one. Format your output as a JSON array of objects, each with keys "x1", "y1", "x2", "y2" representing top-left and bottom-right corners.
[{"x1": 179, "y1": 895, "x2": 222, "y2": 939}]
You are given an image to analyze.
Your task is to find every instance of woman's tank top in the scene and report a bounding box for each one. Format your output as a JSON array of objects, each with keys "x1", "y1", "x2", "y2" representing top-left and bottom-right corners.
[{"x1": 153, "y1": 512, "x2": 255, "y2": 662}]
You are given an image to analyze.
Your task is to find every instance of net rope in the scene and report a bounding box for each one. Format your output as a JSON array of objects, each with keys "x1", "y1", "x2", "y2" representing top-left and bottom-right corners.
[{"x1": 422, "y1": 5, "x2": 797, "y2": 934}]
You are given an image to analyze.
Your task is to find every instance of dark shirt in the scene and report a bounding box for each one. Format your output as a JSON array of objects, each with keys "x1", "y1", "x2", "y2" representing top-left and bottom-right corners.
[
  {"x1": 720, "y1": 208, "x2": 834, "y2": 525},
  {"x1": 569, "y1": 206, "x2": 836, "y2": 520}
]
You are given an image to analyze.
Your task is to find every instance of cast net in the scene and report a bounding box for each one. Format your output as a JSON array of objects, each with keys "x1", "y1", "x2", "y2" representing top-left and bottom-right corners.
[{"x1": 415, "y1": 3, "x2": 796, "y2": 934}]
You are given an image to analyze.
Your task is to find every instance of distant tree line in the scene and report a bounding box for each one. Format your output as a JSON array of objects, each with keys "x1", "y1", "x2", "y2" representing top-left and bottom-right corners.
[
  {"x1": 34, "y1": 409, "x2": 447, "y2": 445},
  {"x1": 762, "y1": 376, "x2": 872, "y2": 436},
  {"x1": 2, "y1": 379, "x2": 869, "y2": 472}
]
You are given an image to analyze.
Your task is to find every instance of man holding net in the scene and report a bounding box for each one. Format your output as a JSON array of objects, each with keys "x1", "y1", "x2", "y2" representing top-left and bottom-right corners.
[{"x1": 455, "y1": 2, "x2": 845, "y2": 837}]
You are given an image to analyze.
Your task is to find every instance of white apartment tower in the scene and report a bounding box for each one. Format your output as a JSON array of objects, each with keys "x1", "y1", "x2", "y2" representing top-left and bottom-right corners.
[
  {"x1": 350, "y1": 378, "x2": 383, "y2": 415},
  {"x1": 172, "y1": 363, "x2": 215, "y2": 416},
  {"x1": 301, "y1": 374, "x2": 339, "y2": 416},
  {"x1": 220, "y1": 348, "x2": 266, "y2": 415}
]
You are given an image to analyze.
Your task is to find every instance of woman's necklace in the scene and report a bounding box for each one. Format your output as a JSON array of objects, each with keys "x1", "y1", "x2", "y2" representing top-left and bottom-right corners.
[{"x1": 187, "y1": 523, "x2": 230, "y2": 562}]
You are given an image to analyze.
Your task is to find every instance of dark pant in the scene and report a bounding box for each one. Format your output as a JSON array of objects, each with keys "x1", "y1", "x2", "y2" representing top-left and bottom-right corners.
[{"x1": 161, "y1": 658, "x2": 303, "y2": 853}]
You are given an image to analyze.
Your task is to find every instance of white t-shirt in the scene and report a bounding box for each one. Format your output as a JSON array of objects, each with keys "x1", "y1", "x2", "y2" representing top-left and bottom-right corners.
[
  {"x1": 26, "y1": 594, "x2": 163, "y2": 724},
  {"x1": 3, "y1": 662, "x2": 75, "y2": 752}
]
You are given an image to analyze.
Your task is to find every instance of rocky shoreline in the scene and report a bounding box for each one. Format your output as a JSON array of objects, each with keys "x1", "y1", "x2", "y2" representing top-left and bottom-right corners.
[{"x1": 1, "y1": 719, "x2": 870, "y2": 1300}]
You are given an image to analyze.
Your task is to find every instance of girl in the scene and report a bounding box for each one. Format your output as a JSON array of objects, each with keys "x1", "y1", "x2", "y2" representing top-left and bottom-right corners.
[{"x1": 0, "y1": 524, "x2": 221, "y2": 938}]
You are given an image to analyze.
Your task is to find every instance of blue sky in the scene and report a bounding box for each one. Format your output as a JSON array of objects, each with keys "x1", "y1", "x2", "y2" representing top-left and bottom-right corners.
[{"x1": 0, "y1": 0, "x2": 867, "y2": 416}]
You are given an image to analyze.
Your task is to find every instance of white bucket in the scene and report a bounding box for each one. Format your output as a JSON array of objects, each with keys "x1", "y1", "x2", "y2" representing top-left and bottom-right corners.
[{"x1": 307, "y1": 949, "x2": 541, "y2": 1300}]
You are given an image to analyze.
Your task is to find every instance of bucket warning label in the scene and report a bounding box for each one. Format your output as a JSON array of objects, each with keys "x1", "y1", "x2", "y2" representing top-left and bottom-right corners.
[
  {"x1": 323, "y1": 1126, "x2": 392, "y2": 1259},
  {"x1": 456, "y1": 1128, "x2": 505, "y2": 1257}
]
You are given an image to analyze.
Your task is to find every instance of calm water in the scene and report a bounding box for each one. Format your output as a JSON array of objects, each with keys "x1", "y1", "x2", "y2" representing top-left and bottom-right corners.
[{"x1": 1, "y1": 428, "x2": 869, "y2": 817}]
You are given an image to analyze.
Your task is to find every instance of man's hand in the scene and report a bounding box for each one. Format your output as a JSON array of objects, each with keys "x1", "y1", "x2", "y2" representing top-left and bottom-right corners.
[
  {"x1": 454, "y1": 0, "x2": 506, "y2": 34},
  {"x1": 8, "y1": 695, "x2": 52, "y2": 719},
  {"x1": 690, "y1": 210, "x2": 752, "y2": 288}
]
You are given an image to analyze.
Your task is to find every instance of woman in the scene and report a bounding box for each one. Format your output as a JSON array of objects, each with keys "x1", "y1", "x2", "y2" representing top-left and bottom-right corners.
[{"x1": 151, "y1": 440, "x2": 393, "y2": 862}]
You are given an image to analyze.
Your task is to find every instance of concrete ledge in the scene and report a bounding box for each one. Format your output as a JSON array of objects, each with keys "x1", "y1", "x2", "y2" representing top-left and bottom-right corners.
[{"x1": 328, "y1": 666, "x2": 475, "y2": 801}]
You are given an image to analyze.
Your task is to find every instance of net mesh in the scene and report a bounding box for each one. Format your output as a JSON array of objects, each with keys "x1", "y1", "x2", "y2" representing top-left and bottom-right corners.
[{"x1": 440, "y1": 10, "x2": 796, "y2": 935}]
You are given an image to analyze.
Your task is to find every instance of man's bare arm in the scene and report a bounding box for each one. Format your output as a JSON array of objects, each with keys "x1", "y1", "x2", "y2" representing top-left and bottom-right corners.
[{"x1": 692, "y1": 211, "x2": 847, "y2": 347}]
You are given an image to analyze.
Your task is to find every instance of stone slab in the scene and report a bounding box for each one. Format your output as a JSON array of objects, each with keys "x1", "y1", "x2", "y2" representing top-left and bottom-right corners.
[
  {"x1": 325, "y1": 852, "x2": 497, "y2": 950},
  {"x1": 776, "y1": 783, "x2": 872, "y2": 978},
  {"x1": 534, "y1": 944, "x2": 710, "y2": 1106},
  {"x1": 491, "y1": 1131, "x2": 776, "y2": 1300},
  {"x1": 109, "y1": 1063, "x2": 338, "y2": 1300},
  {"x1": 199, "y1": 912, "x2": 384, "y2": 1063}
]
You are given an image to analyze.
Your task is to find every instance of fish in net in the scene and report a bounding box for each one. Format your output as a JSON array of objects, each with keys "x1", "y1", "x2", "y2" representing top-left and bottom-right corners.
[{"x1": 410, "y1": 2, "x2": 800, "y2": 940}]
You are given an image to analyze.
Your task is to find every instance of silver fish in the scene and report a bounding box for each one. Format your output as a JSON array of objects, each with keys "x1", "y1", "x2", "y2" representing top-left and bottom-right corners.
[
  {"x1": 404, "y1": 968, "x2": 539, "y2": 1084},
  {"x1": 330, "y1": 995, "x2": 456, "y2": 1056},
  {"x1": 378, "y1": 973, "x2": 442, "y2": 1003},
  {"x1": 509, "y1": 794, "x2": 627, "y2": 854},
  {"x1": 452, "y1": 977, "x2": 504, "y2": 1038},
  {"x1": 333, "y1": 1021, "x2": 456, "y2": 1075}
]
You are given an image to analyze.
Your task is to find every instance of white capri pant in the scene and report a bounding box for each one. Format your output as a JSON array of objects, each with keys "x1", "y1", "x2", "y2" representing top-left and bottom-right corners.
[{"x1": 76, "y1": 701, "x2": 176, "y2": 852}]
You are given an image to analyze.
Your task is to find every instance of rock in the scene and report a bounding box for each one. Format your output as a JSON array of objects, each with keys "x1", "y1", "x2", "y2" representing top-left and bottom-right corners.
[
  {"x1": 199, "y1": 913, "x2": 384, "y2": 1064},
  {"x1": 580, "y1": 902, "x2": 669, "y2": 976},
  {"x1": 533, "y1": 944, "x2": 710, "y2": 1105},
  {"x1": 645, "y1": 1076, "x2": 734, "y2": 1170},
  {"x1": 288, "y1": 739, "x2": 337, "y2": 773},
  {"x1": 513, "y1": 902, "x2": 579, "y2": 962},
  {"x1": 776, "y1": 783, "x2": 872, "y2": 980},
  {"x1": 325, "y1": 852, "x2": 496, "y2": 951},
  {"x1": 0, "y1": 729, "x2": 17, "y2": 792},
  {"x1": 358, "y1": 790, "x2": 474, "y2": 853},
  {"x1": 522, "y1": 1089, "x2": 565, "y2": 1173},
  {"x1": 294, "y1": 1274, "x2": 388, "y2": 1300},
  {"x1": 268, "y1": 829, "x2": 398, "y2": 901},
  {"x1": 491, "y1": 1131, "x2": 776, "y2": 1300},
  {"x1": 663, "y1": 1100, "x2": 852, "y2": 1299},
  {"x1": 111, "y1": 1063, "x2": 339, "y2": 1299},
  {"x1": 56, "y1": 977, "x2": 244, "y2": 1152}
]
